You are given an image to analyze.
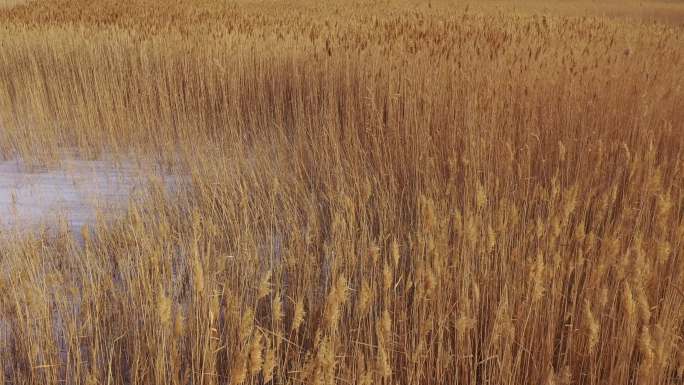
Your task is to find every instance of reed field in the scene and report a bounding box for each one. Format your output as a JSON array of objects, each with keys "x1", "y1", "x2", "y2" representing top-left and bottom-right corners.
[{"x1": 0, "y1": 0, "x2": 683, "y2": 384}]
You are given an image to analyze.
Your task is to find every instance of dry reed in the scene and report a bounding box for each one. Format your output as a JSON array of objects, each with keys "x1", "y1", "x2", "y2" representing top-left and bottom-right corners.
[{"x1": 0, "y1": 1, "x2": 683, "y2": 384}]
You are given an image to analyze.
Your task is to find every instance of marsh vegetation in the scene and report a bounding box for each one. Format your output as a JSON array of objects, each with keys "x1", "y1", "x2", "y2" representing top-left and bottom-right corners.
[{"x1": 0, "y1": 1, "x2": 683, "y2": 384}]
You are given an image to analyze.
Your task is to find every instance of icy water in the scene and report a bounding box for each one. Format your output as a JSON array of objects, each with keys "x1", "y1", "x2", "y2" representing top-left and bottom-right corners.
[
  {"x1": 0, "y1": 155, "x2": 180, "y2": 349},
  {"x1": 0, "y1": 156, "x2": 177, "y2": 234}
]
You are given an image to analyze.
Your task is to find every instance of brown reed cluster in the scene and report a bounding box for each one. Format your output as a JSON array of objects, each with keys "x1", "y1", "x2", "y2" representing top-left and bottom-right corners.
[{"x1": 0, "y1": 1, "x2": 683, "y2": 384}]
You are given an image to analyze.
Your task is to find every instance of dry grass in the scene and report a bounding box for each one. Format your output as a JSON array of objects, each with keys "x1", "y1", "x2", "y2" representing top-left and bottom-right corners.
[
  {"x1": 1, "y1": 1, "x2": 684, "y2": 384},
  {"x1": 0, "y1": 0, "x2": 29, "y2": 9},
  {"x1": 478, "y1": 0, "x2": 684, "y2": 24}
]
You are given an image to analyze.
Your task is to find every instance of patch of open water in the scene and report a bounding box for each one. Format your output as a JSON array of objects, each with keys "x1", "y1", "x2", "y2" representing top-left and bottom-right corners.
[{"x1": 0, "y1": 155, "x2": 179, "y2": 234}]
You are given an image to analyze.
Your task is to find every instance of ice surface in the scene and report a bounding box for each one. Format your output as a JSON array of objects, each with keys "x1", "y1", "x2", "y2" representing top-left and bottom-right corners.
[{"x1": 0, "y1": 156, "x2": 176, "y2": 233}]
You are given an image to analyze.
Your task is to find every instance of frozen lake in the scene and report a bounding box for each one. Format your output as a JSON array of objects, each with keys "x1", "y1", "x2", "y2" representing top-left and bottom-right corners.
[{"x1": 0, "y1": 156, "x2": 177, "y2": 234}]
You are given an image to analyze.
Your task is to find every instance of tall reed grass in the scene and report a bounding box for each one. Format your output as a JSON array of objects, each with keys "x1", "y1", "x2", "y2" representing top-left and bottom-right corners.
[{"x1": 0, "y1": 1, "x2": 683, "y2": 384}]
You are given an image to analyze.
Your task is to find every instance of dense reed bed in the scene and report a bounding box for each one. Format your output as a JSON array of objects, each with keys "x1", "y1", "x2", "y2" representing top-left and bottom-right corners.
[{"x1": 1, "y1": 1, "x2": 684, "y2": 384}]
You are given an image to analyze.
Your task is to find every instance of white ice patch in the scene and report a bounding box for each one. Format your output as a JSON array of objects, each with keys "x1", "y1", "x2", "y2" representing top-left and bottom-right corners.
[{"x1": 0, "y1": 156, "x2": 176, "y2": 233}]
